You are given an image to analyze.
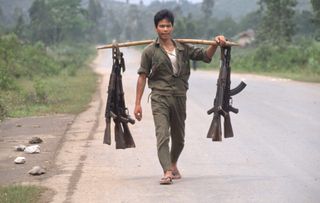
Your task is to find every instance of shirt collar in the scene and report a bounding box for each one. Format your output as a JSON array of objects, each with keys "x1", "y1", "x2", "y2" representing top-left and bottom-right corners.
[{"x1": 154, "y1": 38, "x2": 185, "y2": 51}]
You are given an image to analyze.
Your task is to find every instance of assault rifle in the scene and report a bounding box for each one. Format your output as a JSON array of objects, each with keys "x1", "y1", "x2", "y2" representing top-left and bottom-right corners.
[
  {"x1": 207, "y1": 45, "x2": 246, "y2": 141},
  {"x1": 103, "y1": 45, "x2": 136, "y2": 149}
]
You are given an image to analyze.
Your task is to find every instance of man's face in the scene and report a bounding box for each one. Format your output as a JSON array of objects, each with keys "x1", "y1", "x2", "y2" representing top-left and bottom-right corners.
[{"x1": 155, "y1": 19, "x2": 173, "y2": 40}]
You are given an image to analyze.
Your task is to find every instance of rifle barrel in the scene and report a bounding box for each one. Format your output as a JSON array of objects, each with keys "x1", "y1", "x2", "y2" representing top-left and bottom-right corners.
[{"x1": 97, "y1": 39, "x2": 239, "y2": 49}]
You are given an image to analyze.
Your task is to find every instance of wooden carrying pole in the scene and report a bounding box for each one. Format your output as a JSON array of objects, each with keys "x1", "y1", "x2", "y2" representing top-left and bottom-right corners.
[{"x1": 97, "y1": 39, "x2": 239, "y2": 49}]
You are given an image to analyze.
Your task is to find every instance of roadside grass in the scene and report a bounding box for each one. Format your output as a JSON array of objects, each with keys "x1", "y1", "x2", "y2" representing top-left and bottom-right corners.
[
  {"x1": 0, "y1": 185, "x2": 44, "y2": 203},
  {"x1": 199, "y1": 63, "x2": 320, "y2": 83},
  {"x1": 1, "y1": 66, "x2": 97, "y2": 118},
  {"x1": 0, "y1": 34, "x2": 99, "y2": 120},
  {"x1": 197, "y1": 41, "x2": 320, "y2": 83}
]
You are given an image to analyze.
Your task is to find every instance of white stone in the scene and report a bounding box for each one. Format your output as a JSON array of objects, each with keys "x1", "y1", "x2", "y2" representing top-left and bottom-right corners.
[
  {"x1": 14, "y1": 157, "x2": 26, "y2": 164},
  {"x1": 28, "y1": 166, "x2": 46, "y2": 175},
  {"x1": 24, "y1": 145, "x2": 41, "y2": 154}
]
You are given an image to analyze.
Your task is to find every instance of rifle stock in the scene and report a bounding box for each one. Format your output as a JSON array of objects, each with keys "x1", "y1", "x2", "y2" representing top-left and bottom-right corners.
[
  {"x1": 207, "y1": 115, "x2": 222, "y2": 141},
  {"x1": 224, "y1": 113, "x2": 234, "y2": 138},
  {"x1": 115, "y1": 121, "x2": 126, "y2": 149},
  {"x1": 103, "y1": 118, "x2": 111, "y2": 145},
  {"x1": 122, "y1": 122, "x2": 136, "y2": 148},
  {"x1": 103, "y1": 63, "x2": 117, "y2": 145}
]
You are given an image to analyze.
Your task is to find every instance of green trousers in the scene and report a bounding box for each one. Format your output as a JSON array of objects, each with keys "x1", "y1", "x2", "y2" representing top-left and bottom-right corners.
[{"x1": 151, "y1": 93, "x2": 186, "y2": 172}]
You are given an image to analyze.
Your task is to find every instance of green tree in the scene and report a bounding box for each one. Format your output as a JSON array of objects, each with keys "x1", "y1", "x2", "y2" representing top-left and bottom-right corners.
[
  {"x1": 311, "y1": 0, "x2": 320, "y2": 18},
  {"x1": 124, "y1": 5, "x2": 139, "y2": 41},
  {"x1": 173, "y1": 5, "x2": 183, "y2": 18},
  {"x1": 200, "y1": 0, "x2": 215, "y2": 39},
  {"x1": 215, "y1": 17, "x2": 239, "y2": 37},
  {"x1": 257, "y1": 0, "x2": 297, "y2": 44},
  {"x1": 174, "y1": 18, "x2": 186, "y2": 38},
  {"x1": 123, "y1": 5, "x2": 146, "y2": 41},
  {"x1": 185, "y1": 14, "x2": 198, "y2": 38},
  {"x1": 0, "y1": 34, "x2": 21, "y2": 89},
  {"x1": 29, "y1": 0, "x2": 89, "y2": 44},
  {"x1": 14, "y1": 14, "x2": 26, "y2": 39},
  {"x1": 0, "y1": 6, "x2": 3, "y2": 33},
  {"x1": 87, "y1": 0, "x2": 104, "y2": 42},
  {"x1": 174, "y1": 13, "x2": 198, "y2": 39},
  {"x1": 108, "y1": 10, "x2": 122, "y2": 41},
  {"x1": 48, "y1": 0, "x2": 89, "y2": 43},
  {"x1": 0, "y1": 6, "x2": 2, "y2": 21},
  {"x1": 294, "y1": 10, "x2": 315, "y2": 36},
  {"x1": 29, "y1": 0, "x2": 54, "y2": 44},
  {"x1": 238, "y1": 10, "x2": 262, "y2": 32},
  {"x1": 201, "y1": 0, "x2": 214, "y2": 19},
  {"x1": 311, "y1": 0, "x2": 320, "y2": 39},
  {"x1": 88, "y1": 0, "x2": 103, "y2": 24}
]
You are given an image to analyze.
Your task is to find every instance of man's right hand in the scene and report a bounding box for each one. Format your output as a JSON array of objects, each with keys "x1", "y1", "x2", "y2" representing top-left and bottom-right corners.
[
  {"x1": 134, "y1": 105, "x2": 143, "y2": 121},
  {"x1": 135, "y1": 74, "x2": 147, "y2": 121}
]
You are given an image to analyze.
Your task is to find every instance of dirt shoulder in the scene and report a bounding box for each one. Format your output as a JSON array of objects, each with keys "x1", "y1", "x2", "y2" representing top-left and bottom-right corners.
[{"x1": 0, "y1": 114, "x2": 75, "y2": 186}]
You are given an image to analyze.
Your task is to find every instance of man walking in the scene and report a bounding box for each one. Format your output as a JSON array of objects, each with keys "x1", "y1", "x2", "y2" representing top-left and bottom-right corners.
[{"x1": 134, "y1": 9, "x2": 226, "y2": 184}]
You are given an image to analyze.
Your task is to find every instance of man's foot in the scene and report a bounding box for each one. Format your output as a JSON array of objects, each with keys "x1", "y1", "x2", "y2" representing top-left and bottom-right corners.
[
  {"x1": 160, "y1": 176, "x2": 172, "y2": 185},
  {"x1": 172, "y1": 170, "x2": 181, "y2": 180}
]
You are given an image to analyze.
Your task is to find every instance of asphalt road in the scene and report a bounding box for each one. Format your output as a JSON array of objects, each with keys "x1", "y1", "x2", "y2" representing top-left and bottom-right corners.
[{"x1": 44, "y1": 48, "x2": 320, "y2": 203}]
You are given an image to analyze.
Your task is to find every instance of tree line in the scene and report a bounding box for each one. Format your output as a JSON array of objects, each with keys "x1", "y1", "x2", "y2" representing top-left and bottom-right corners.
[
  {"x1": 5, "y1": 0, "x2": 104, "y2": 45},
  {"x1": 0, "y1": 0, "x2": 319, "y2": 46}
]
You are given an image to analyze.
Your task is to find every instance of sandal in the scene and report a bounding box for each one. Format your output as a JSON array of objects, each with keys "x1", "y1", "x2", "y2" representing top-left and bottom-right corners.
[
  {"x1": 172, "y1": 170, "x2": 181, "y2": 180},
  {"x1": 160, "y1": 176, "x2": 173, "y2": 185}
]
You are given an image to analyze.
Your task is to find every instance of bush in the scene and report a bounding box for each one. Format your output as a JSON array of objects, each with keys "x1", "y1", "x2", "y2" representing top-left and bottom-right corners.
[
  {"x1": 34, "y1": 79, "x2": 48, "y2": 104},
  {"x1": 0, "y1": 98, "x2": 7, "y2": 121},
  {"x1": 0, "y1": 33, "x2": 97, "y2": 120},
  {"x1": 0, "y1": 67, "x2": 14, "y2": 90},
  {"x1": 232, "y1": 39, "x2": 320, "y2": 82}
]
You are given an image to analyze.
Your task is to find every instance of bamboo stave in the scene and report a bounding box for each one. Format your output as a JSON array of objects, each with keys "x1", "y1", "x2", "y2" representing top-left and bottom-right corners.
[{"x1": 97, "y1": 39, "x2": 239, "y2": 49}]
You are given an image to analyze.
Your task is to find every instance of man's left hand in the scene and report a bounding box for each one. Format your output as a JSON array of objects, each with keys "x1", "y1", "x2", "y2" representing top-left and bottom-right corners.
[{"x1": 214, "y1": 35, "x2": 226, "y2": 46}]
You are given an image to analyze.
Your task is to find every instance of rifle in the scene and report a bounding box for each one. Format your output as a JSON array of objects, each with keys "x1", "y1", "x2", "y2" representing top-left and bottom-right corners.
[
  {"x1": 103, "y1": 45, "x2": 136, "y2": 149},
  {"x1": 207, "y1": 45, "x2": 246, "y2": 141}
]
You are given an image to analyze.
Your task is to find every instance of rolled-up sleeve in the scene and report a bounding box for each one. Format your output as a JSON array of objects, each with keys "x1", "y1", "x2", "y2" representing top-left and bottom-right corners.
[
  {"x1": 187, "y1": 44, "x2": 212, "y2": 63},
  {"x1": 137, "y1": 49, "x2": 151, "y2": 75}
]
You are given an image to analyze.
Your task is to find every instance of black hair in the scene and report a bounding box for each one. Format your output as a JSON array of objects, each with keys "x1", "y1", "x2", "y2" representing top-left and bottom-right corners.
[{"x1": 154, "y1": 9, "x2": 174, "y2": 27}]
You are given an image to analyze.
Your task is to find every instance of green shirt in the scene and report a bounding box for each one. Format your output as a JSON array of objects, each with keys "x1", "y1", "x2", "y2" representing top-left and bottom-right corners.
[{"x1": 138, "y1": 38, "x2": 212, "y2": 96}]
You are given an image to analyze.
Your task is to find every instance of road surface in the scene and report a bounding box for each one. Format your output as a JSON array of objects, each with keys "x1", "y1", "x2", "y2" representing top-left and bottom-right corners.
[{"x1": 43, "y1": 48, "x2": 320, "y2": 203}]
